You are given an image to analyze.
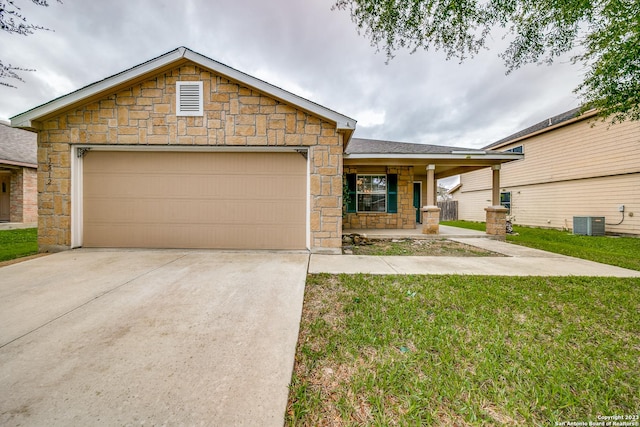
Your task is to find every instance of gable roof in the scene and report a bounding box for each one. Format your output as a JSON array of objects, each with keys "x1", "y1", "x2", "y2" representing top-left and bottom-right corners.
[
  {"x1": 484, "y1": 107, "x2": 597, "y2": 150},
  {"x1": 0, "y1": 120, "x2": 37, "y2": 168},
  {"x1": 10, "y1": 47, "x2": 356, "y2": 141}
]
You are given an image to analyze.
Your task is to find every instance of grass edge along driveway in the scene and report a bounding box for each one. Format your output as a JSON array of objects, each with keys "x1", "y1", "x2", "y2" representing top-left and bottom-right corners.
[{"x1": 287, "y1": 274, "x2": 640, "y2": 426}]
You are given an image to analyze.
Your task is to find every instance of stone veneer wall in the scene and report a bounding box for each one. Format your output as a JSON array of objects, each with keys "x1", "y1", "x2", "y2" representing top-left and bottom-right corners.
[
  {"x1": 10, "y1": 167, "x2": 38, "y2": 223},
  {"x1": 36, "y1": 63, "x2": 344, "y2": 252},
  {"x1": 343, "y1": 166, "x2": 415, "y2": 230}
]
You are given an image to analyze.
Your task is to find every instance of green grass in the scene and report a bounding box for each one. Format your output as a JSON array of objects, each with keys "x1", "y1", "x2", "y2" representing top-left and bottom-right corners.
[
  {"x1": 287, "y1": 274, "x2": 640, "y2": 426},
  {"x1": 441, "y1": 219, "x2": 487, "y2": 232},
  {"x1": 0, "y1": 228, "x2": 38, "y2": 262},
  {"x1": 442, "y1": 221, "x2": 640, "y2": 271}
]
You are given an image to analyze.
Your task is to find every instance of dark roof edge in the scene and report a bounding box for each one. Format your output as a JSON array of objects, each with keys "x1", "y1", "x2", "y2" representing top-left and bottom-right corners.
[
  {"x1": 484, "y1": 107, "x2": 598, "y2": 150},
  {"x1": 0, "y1": 159, "x2": 37, "y2": 169}
]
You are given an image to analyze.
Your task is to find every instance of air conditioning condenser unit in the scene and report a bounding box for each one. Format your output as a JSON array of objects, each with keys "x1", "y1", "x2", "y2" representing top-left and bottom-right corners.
[{"x1": 573, "y1": 216, "x2": 605, "y2": 236}]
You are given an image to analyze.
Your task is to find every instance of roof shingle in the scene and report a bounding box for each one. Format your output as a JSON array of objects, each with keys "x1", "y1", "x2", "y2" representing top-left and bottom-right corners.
[
  {"x1": 346, "y1": 138, "x2": 487, "y2": 155},
  {"x1": 0, "y1": 121, "x2": 37, "y2": 166}
]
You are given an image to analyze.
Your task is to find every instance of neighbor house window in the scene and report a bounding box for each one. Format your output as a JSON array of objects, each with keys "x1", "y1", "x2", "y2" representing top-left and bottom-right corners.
[
  {"x1": 500, "y1": 191, "x2": 511, "y2": 214},
  {"x1": 505, "y1": 145, "x2": 523, "y2": 153}
]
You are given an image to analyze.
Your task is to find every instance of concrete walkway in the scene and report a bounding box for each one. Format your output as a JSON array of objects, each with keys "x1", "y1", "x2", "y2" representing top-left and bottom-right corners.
[
  {"x1": 310, "y1": 237, "x2": 640, "y2": 277},
  {"x1": 0, "y1": 222, "x2": 37, "y2": 230}
]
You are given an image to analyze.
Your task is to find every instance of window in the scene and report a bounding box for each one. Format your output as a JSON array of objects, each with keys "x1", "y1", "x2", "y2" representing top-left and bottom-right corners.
[
  {"x1": 505, "y1": 145, "x2": 523, "y2": 153},
  {"x1": 500, "y1": 191, "x2": 511, "y2": 214},
  {"x1": 357, "y1": 175, "x2": 386, "y2": 212},
  {"x1": 176, "y1": 81, "x2": 203, "y2": 116},
  {"x1": 344, "y1": 173, "x2": 397, "y2": 213}
]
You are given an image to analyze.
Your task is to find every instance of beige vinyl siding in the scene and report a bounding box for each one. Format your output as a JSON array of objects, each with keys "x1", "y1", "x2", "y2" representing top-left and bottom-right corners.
[
  {"x1": 456, "y1": 117, "x2": 640, "y2": 235},
  {"x1": 83, "y1": 151, "x2": 307, "y2": 249}
]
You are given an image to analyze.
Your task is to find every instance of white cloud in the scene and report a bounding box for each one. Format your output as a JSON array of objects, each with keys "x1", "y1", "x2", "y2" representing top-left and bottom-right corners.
[
  {"x1": 355, "y1": 110, "x2": 386, "y2": 127},
  {"x1": 1, "y1": 0, "x2": 583, "y2": 146}
]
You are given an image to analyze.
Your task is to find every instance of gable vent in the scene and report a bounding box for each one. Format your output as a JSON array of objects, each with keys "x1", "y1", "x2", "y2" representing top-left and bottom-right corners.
[{"x1": 176, "y1": 81, "x2": 203, "y2": 116}]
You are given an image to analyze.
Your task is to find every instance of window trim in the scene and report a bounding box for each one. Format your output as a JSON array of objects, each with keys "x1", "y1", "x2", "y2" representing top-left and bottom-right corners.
[{"x1": 356, "y1": 174, "x2": 387, "y2": 213}]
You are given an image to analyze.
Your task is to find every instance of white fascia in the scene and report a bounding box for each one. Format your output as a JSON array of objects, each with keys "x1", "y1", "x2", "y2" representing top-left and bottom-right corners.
[
  {"x1": 11, "y1": 49, "x2": 185, "y2": 129},
  {"x1": 343, "y1": 153, "x2": 524, "y2": 161}
]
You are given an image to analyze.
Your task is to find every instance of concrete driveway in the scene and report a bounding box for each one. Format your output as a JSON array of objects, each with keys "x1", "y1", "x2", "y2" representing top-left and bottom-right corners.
[{"x1": 0, "y1": 249, "x2": 309, "y2": 426}]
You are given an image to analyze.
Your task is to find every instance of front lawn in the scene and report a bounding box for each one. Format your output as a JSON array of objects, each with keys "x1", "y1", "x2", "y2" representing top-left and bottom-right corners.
[
  {"x1": 287, "y1": 274, "x2": 640, "y2": 426},
  {"x1": 442, "y1": 221, "x2": 640, "y2": 271},
  {"x1": 0, "y1": 228, "x2": 38, "y2": 262}
]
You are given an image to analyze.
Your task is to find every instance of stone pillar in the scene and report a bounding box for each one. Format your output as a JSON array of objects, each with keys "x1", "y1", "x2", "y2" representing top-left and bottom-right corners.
[
  {"x1": 485, "y1": 205, "x2": 508, "y2": 239},
  {"x1": 422, "y1": 206, "x2": 441, "y2": 234}
]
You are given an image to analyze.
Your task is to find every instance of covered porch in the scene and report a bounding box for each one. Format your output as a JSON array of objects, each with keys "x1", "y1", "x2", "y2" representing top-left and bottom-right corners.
[{"x1": 342, "y1": 138, "x2": 523, "y2": 239}]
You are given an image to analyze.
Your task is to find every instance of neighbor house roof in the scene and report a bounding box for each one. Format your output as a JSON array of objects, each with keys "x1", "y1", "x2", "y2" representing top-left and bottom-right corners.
[
  {"x1": 10, "y1": 46, "x2": 356, "y2": 142},
  {"x1": 0, "y1": 120, "x2": 37, "y2": 168},
  {"x1": 484, "y1": 107, "x2": 598, "y2": 150}
]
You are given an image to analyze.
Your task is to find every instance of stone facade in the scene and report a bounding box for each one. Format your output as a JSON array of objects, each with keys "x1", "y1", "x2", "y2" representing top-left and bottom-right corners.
[
  {"x1": 36, "y1": 63, "x2": 344, "y2": 252},
  {"x1": 343, "y1": 166, "x2": 416, "y2": 229},
  {"x1": 485, "y1": 206, "x2": 508, "y2": 239},
  {"x1": 421, "y1": 206, "x2": 441, "y2": 234},
  {"x1": 9, "y1": 167, "x2": 37, "y2": 223}
]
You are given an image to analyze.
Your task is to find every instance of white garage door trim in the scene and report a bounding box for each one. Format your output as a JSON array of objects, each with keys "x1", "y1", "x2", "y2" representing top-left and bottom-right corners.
[{"x1": 71, "y1": 145, "x2": 310, "y2": 250}]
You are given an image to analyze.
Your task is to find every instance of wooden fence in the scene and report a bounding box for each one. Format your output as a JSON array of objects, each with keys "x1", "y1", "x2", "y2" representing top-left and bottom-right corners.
[{"x1": 438, "y1": 200, "x2": 458, "y2": 221}]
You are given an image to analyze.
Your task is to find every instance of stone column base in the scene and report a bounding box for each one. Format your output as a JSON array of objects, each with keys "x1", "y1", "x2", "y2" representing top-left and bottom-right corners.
[
  {"x1": 421, "y1": 206, "x2": 441, "y2": 234},
  {"x1": 485, "y1": 206, "x2": 508, "y2": 239}
]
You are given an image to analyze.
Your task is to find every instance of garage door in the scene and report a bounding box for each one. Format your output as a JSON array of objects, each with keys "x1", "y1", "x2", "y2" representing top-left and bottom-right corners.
[{"x1": 82, "y1": 151, "x2": 307, "y2": 249}]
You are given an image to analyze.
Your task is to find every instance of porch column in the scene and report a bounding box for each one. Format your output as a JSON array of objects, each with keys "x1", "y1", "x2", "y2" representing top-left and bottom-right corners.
[
  {"x1": 422, "y1": 164, "x2": 440, "y2": 234},
  {"x1": 485, "y1": 164, "x2": 508, "y2": 239},
  {"x1": 491, "y1": 164, "x2": 500, "y2": 206},
  {"x1": 426, "y1": 164, "x2": 436, "y2": 205}
]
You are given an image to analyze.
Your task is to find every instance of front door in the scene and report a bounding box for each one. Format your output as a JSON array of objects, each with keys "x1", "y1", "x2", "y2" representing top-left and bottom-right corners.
[
  {"x1": 0, "y1": 174, "x2": 10, "y2": 221},
  {"x1": 413, "y1": 181, "x2": 422, "y2": 224}
]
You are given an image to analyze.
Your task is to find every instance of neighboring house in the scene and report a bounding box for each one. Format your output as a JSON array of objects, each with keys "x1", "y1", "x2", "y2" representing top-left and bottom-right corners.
[
  {"x1": 452, "y1": 107, "x2": 640, "y2": 235},
  {"x1": 0, "y1": 120, "x2": 37, "y2": 224},
  {"x1": 11, "y1": 47, "x2": 521, "y2": 253}
]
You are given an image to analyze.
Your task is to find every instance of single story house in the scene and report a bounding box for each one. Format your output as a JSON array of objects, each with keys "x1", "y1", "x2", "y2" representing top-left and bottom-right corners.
[
  {"x1": 11, "y1": 47, "x2": 522, "y2": 253},
  {"x1": 452, "y1": 107, "x2": 640, "y2": 235},
  {"x1": 0, "y1": 120, "x2": 37, "y2": 224}
]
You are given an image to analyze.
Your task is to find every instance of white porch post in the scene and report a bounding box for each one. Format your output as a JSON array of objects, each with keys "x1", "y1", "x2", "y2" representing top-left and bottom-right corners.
[
  {"x1": 422, "y1": 164, "x2": 440, "y2": 234},
  {"x1": 491, "y1": 164, "x2": 501, "y2": 206},
  {"x1": 426, "y1": 164, "x2": 436, "y2": 206},
  {"x1": 485, "y1": 164, "x2": 508, "y2": 239}
]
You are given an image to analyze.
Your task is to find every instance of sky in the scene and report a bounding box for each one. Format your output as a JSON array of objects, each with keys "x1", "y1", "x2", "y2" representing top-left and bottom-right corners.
[{"x1": 1, "y1": 0, "x2": 583, "y2": 157}]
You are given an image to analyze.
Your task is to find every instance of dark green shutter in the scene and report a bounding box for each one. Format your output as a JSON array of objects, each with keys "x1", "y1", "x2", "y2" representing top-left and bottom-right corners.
[
  {"x1": 387, "y1": 174, "x2": 397, "y2": 213},
  {"x1": 346, "y1": 174, "x2": 357, "y2": 213}
]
